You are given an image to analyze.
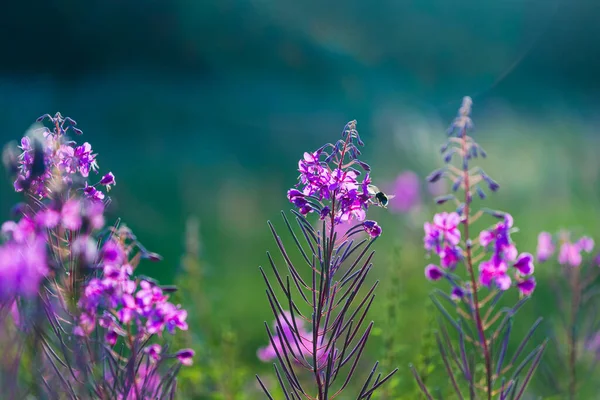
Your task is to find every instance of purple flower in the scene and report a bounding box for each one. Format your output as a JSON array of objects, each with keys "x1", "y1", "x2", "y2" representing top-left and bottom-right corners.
[
  {"x1": 425, "y1": 264, "x2": 444, "y2": 281},
  {"x1": 388, "y1": 171, "x2": 420, "y2": 213},
  {"x1": 451, "y1": 286, "x2": 465, "y2": 300},
  {"x1": 559, "y1": 242, "x2": 583, "y2": 267},
  {"x1": 145, "y1": 344, "x2": 162, "y2": 362},
  {"x1": 82, "y1": 200, "x2": 105, "y2": 230},
  {"x1": 287, "y1": 122, "x2": 375, "y2": 226},
  {"x1": 0, "y1": 221, "x2": 49, "y2": 299},
  {"x1": 513, "y1": 253, "x2": 534, "y2": 276},
  {"x1": 516, "y1": 278, "x2": 536, "y2": 296},
  {"x1": 76, "y1": 238, "x2": 189, "y2": 345},
  {"x1": 257, "y1": 311, "x2": 330, "y2": 368},
  {"x1": 73, "y1": 142, "x2": 98, "y2": 177},
  {"x1": 476, "y1": 216, "x2": 535, "y2": 293},
  {"x1": 479, "y1": 255, "x2": 511, "y2": 290},
  {"x1": 439, "y1": 245, "x2": 461, "y2": 269},
  {"x1": 83, "y1": 183, "x2": 105, "y2": 202},
  {"x1": 363, "y1": 220, "x2": 382, "y2": 238},
  {"x1": 106, "y1": 329, "x2": 119, "y2": 346},
  {"x1": 258, "y1": 311, "x2": 304, "y2": 362},
  {"x1": 11, "y1": 115, "x2": 114, "y2": 201},
  {"x1": 61, "y1": 199, "x2": 82, "y2": 230},
  {"x1": 34, "y1": 209, "x2": 60, "y2": 229},
  {"x1": 433, "y1": 212, "x2": 461, "y2": 245},
  {"x1": 479, "y1": 230, "x2": 494, "y2": 247},
  {"x1": 100, "y1": 172, "x2": 116, "y2": 190},
  {"x1": 578, "y1": 236, "x2": 595, "y2": 253},
  {"x1": 536, "y1": 232, "x2": 554, "y2": 262},
  {"x1": 423, "y1": 222, "x2": 441, "y2": 252},
  {"x1": 175, "y1": 349, "x2": 195, "y2": 366},
  {"x1": 102, "y1": 239, "x2": 124, "y2": 264}
]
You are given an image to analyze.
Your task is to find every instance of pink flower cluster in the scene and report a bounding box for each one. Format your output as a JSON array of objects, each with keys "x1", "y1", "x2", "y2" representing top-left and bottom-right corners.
[
  {"x1": 478, "y1": 215, "x2": 535, "y2": 295},
  {"x1": 75, "y1": 238, "x2": 192, "y2": 366},
  {"x1": 0, "y1": 198, "x2": 105, "y2": 300},
  {"x1": 287, "y1": 149, "x2": 373, "y2": 223},
  {"x1": 286, "y1": 122, "x2": 382, "y2": 238},
  {"x1": 257, "y1": 311, "x2": 329, "y2": 368},
  {"x1": 536, "y1": 231, "x2": 594, "y2": 267},
  {"x1": 423, "y1": 212, "x2": 463, "y2": 280},
  {"x1": 13, "y1": 113, "x2": 114, "y2": 201},
  {"x1": 423, "y1": 212, "x2": 535, "y2": 296}
]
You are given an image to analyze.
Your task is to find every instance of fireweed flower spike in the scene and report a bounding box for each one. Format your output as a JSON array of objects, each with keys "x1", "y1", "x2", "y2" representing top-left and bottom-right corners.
[
  {"x1": 535, "y1": 231, "x2": 600, "y2": 399},
  {"x1": 414, "y1": 97, "x2": 546, "y2": 399},
  {"x1": 257, "y1": 121, "x2": 397, "y2": 399},
  {"x1": 0, "y1": 113, "x2": 192, "y2": 399}
]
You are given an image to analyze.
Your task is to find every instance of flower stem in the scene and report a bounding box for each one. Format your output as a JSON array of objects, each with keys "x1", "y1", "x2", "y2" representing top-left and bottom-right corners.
[{"x1": 460, "y1": 128, "x2": 492, "y2": 399}]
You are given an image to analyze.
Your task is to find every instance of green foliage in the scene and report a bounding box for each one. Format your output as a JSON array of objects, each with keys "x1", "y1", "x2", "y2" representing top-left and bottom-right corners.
[
  {"x1": 173, "y1": 217, "x2": 252, "y2": 400},
  {"x1": 371, "y1": 246, "x2": 444, "y2": 400}
]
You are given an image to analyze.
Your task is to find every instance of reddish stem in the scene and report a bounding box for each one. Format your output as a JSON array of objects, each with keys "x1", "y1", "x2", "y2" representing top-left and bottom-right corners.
[{"x1": 460, "y1": 128, "x2": 492, "y2": 399}]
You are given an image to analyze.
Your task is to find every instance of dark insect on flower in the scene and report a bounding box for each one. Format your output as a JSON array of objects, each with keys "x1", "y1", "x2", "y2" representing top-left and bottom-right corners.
[{"x1": 367, "y1": 184, "x2": 395, "y2": 208}]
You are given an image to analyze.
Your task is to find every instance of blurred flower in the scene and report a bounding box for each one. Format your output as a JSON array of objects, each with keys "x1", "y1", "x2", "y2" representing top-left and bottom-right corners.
[
  {"x1": 536, "y1": 232, "x2": 554, "y2": 262},
  {"x1": 175, "y1": 349, "x2": 195, "y2": 366},
  {"x1": 257, "y1": 311, "x2": 330, "y2": 368},
  {"x1": 451, "y1": 286, "x2": 465, "y2": 300},
  {"x1": 0, "y1": 233, "x2": 48, "y2": 299},
  {"x1": 388, "y1": 171, "x2": 420, "y2": 213},
  {"x1": 145, "y1": 344, "x2": 162, "y2": 362},
  {"x1": 424, "y1": 264, "x2": 443, "y2": 281},
  {"x1": 258, "y1": 311, "x2": 307, "y2": 362},
  {"x1": 558, "y1": 236, "x2": 594, "y2": 267}
]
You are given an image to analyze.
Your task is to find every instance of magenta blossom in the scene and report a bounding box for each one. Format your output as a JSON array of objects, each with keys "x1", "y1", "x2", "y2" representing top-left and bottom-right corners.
[
  {"x1": 433, "y1": 212, "x2": 461, "y2": 245},
  {"x1": 363, "y1": 220, "x2": 382, "y2": 238},
  {"x1": 287, "y1": 121, "x2": 380, "y2": 227},
  {"x1": 76, "y1": 238, "x2": 190, "y2": 348},
  {"x1": 175, "y1": 349, "x2": 195, "y2": 366},
  {"x1": 477, "y1": 214, "x2": 535, "y2": 295},
  {"x1": 0, "y1": 214, "x2": 51, "y2": 299},
  {"x1": 558, "y1": 235, "x2": 594, "y2": 267},
  {"x1": 14, "y1": 113, "x2": 112, "y2": 200},
  {"x1": 536, "y1": 232, "x2": 554, "y2": 262},
  {"x1": 388, "y1": 171, "x2": 421, "y2": 213},
  {"x1": 144, "y1": 344, "x2": 162, "y2": 362},
  {"x1": 425, "y1": 264, "x2": 444, "y2": 281},
  {"x1": 258, "y1": 311, "x2": 330, "y2": 368},
  {"x1": 423, "y1": 212, "x2": 463, "y2": 272}
]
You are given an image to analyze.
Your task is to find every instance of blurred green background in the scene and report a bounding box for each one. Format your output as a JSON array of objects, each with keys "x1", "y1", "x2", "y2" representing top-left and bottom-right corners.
[{"x1": 1, "y1": 0, "x2": 600, "y2": 396}]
